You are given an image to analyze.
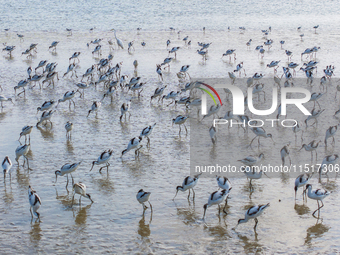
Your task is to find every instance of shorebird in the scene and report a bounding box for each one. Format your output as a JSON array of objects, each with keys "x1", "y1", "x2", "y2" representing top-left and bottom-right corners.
[
  {"x1": 72, "y1": 182, "x2": 94, "y2": 206},
  {"x1": 2, "y1": 46, "x2": 15, "y2": 57},
  {"x1": 0, "y1": 95, "x2": 14, "y2": 109},
  {"x1": 90, "y1": 149, "x2": 114, "y2": 173},
  {"x1": 128, "y1": 41, "x2": 134, "y2": 53},
  {"x1": 15, "y1": 144, "x2": 30, "y2": 168},
  {"x1": 29, "y1": 74, "x2": 44, "y2": 89},
  {"x1": 49, "y1": 41, "x2": 59, "y2": 52},
  {"x1": 209, "y1": 125, "x2": 217, "y2": 144},
  {"x1": 173, "y1": 173, "x2": 202, "y2": 200},
  {"x1": 18, "y1": 125, "x2": 33, "y2": 144},
  {"x1": 140, "y1": 123, "x2": 156, "y2": 147},
  {"x1": 65, "y1": 121, "x2": 73, "y2": 139},
  {"x1": 169, "y1": 47, "x2": 180, "y2": 58},
  {"x1": 136, "y1": 189, "x2": 152, "y2": 214},
  {"x1": 267, "y1": 60, "x2": 280, "y2": 73},
  {"x1": 294, "y1": 173, "x2": 312, "y2": 200},
  {"x1": 28, "y1": 186, "x2": 41, "y2": 219},
  {"x1": 318, "y1": 154, "x2": 339, "y2": 178},
  {"x1": 66, "y1": 28, "x2": 72, "y2": 35},
  {"x1": 216, "y1": 176, "x2": 232, "y2": 191},
  {"x1": 280, "y1": 143, "x2": 291, "y2": 166},
  {"x1": 242, "y1": 166, "x2": 267, "y2": 188},
  {"x1": 14, "y1": 79, "x2": 29, "y2": 97},
  {"x1": 92, "y1": 45, "x2": 102, "y2": 56},
  {"x1": 151, "y1": 86, "x2": 167, "y2": 103},
  {"x1": 222, "y1": 49, "x2": 236, "y2": 61},
  {"x1": 305, "y1": 184, "x2": 330, "y2": 217},
  {"x1": 249, "y1": 127, "x2": 274, "y2": 147},
  {"x1": 56, "y1": 91, "x2": 81, "y2": 110},
  {"x1": 120, "y1": 101, "x2": 131, "y2": 121},
  {"x1": 305, "y1": 108, "x2": 325, "y2": 127},
  {"x1": 2, "y1": 156, "x2": 12, "y2": 178},
  {"x1": 246, "y1": 39, "x2": 252, "y2": 49},
  {"x1": 55, "y1": 162, "x2": 81, "y2": 188},
  {"x1": 233, "y1": 203, "x2": 270, "y2": 231},
  {"x1": 36, "y1": 110, "x2": 55, "y2": 127},
  {"x1": 324, "y1": 125, "x2": 339, "y2": 147},
  {"x1": 172, "y1": 115, "x2": 188, "y2": 135},
  {"x1": 234, "y1": 62, "x2": 246, "y2": 77},
  {"x1": 87, "y1": 101, "x2": 101, "y2": 117},
  {"x1": 203, "y1": 188, "x2": 231, "y2": 219},
  {"x1": 228, "y1": 72, "x2": 236, "y2": 84},
  {"x1": 201, "y1": 104, "x2": 221, "y2": 121},
  {"x1": 42, "y1": 71, "x2": 59, "y2": 88},
  {"x1": 162, "y1": 91, "x2": 180, "y2": 106},
  {"x1": 285, "y1": 50, "x2": 293, "y2": 61},
  {"x1": 238, "y1": 153, "x2": 264, "y2": 167},
  {"x1": 121, "y1": 137, "x2": 143, "y2": 157},
  {"x1": 37, "y1": 100, "x2": 55, "y2": 113},
  {"x1": 299, "y1": 140, "x2": 321, "y2": 161},
  {"x1": 69, "y1": 52, "x2": 81, "y2": 63},
  {"x1": 309, "y1": 92, "x2": 323, "y2": 109},
  {"x1": 63, "y1": 63, "x2": 77, "y2": 78},
  {"x1": 81, "y1": 65, "x2": 95, "y2": 81}
]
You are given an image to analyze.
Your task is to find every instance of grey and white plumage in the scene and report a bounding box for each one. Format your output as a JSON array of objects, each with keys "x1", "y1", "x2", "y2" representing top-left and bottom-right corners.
[
  {"x1": 234, "y1": 203, "x2": 270, "y2": 231},
  {"x1": 173, "y1": 173, "x2": 202, "y2": 200},
  {"x1": 28, "y1": 186, "x2": 42, "y2": 219},
  {"x1": 72, "y1": 182, "x2": 93, "y2": 206},
  {"x1": 90, "y1": 149, "x2": 114, "y2": 173}
]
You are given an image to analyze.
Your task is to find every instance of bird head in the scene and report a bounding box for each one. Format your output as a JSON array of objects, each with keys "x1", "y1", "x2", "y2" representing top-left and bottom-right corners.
[
  {"x1": 90, "y1": 161, "x2": 96, "y2": 171},
  {"x1": 86, "y1": 194, "x2": 94, "y2": 203},
  {"x1": 55, "y1": 170, "x2": 61, "y2": 182}
]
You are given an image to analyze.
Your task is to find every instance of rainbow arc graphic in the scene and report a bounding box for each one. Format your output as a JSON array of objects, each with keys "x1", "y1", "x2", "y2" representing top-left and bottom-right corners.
[{"x1": 197, "y1": 82, "x2": 222, "y2": 115}]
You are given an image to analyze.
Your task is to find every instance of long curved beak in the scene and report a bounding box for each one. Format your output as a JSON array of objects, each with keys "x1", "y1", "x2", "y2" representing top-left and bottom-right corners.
[
  {"x1": 203, "y1": 207, "x2": 207, "y2": 219},
  {"x1": 90, "y1": 163, "x2": 94, "y2": 171},
  {"x1": 55, "y1": 174, "x2": 58, "y2": 183},
  {"x1": 263, "y1": 172, "x2": 270, "y2": 178},
  {"x1": 172, "y1": 190, "x2": 179, "y2": 200}
]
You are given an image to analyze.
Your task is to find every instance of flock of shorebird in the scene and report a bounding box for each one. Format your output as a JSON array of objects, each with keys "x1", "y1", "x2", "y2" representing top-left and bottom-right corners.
[{"x1": 0, "y1": 25, "x2": 337, "y2": 232}]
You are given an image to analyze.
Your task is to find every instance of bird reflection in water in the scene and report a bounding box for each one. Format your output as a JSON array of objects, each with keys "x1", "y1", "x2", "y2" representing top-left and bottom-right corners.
[
  {"x1": 36, "y1": 125, "x2": 54, "y2": 141},
  {"x1": 3, "y1": 181, "x2": 14, "y2": 205},
  {"x1": 66, "y1": 140, "x2": 74, "y2": 154},
  {"x1": 294, "y1": 203, "x2": 310, "y2": 216},
  {"x1": 29, "y1": 220, "x2": 42, "y2": 244},
  {"x1": 73, "y1": 204, "x2": 92, "y2": 225},
  {"x1": 304, "y1": 219, "x2": 330, "y2": 246},
  {"x1": 137, "y1": 214, "x2": 152, "y2": 253},
  {"x1": 174, "y1": 199, "x2": 200, "y2": 225},
  {"x1": 236, "y1": 232, "x2": 262, "y2": 253},
  {"x1": 138, "y1": 214, "x2": 151, "y2": 238},
  {"x1": 205, "y1": 224, "x2": 231, "y2": 240},
  {"x1": 55, "y1": 187, "x2": 73, "y2": 209}
]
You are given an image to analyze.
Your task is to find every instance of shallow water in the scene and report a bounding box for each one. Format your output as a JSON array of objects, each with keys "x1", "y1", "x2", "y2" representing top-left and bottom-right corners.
[{"x1": 1, "y1": 4, "x2": 340, "y2": 254}]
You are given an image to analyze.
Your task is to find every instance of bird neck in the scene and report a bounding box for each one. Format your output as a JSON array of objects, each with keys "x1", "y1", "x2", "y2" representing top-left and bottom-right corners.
[{"x1": 238, "y1": 218, "x2": 248, "y2": 224}]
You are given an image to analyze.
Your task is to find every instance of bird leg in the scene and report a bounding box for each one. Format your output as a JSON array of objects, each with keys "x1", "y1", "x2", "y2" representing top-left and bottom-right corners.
[
  {"x1": 249, "y1": 136, "x2": 257, "y2": 147},
  {"x1": 312, "y1": 200, "x2": 320, "y2": 217},
  {"x1": 254, "y1": 218, "x2": 258, "y2": 230},
  {"x1": 187, "y1": 189, "x2": 191, "y2": 199},
  {"x1": 223, "y1": 200, "x2": 228, "y2": 214},
  {"x1": 148, "y1": 201, "x2": 153, "y2": 213},
  {"x1": 192, "y1": 189, "x2": 195, "y2": 200}
]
